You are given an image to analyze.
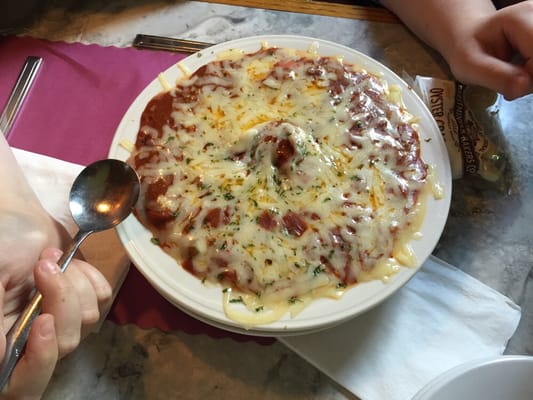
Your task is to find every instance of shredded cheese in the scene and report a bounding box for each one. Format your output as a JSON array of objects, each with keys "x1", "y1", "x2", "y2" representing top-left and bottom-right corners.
[{"x1": 128, "y1": 46, "x2": 433, "y2": 327}]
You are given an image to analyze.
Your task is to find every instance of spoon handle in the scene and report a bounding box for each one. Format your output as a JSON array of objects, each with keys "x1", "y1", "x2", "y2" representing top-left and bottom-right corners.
[{"x1": 0, "y1": 229, "x2": 92, "y2": 390}]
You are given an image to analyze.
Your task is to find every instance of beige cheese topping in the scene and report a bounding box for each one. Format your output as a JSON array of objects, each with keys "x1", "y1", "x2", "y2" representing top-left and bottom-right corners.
[{"x1": 129, "y1": 45, "x2": 429, "y2": 325}]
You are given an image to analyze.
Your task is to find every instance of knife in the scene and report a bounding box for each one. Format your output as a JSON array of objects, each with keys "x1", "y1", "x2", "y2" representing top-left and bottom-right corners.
[
  {"x1": 133, "y1": 34, "x2": 213, "y2": 53},
  {"x1": 0, "y1": 56, "x2": 43, "y2": 138}
]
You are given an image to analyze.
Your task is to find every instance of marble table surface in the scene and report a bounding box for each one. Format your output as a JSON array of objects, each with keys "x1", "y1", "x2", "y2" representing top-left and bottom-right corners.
[{"x1": 3, "y1": 1, "x2": 532, "y2": 399}]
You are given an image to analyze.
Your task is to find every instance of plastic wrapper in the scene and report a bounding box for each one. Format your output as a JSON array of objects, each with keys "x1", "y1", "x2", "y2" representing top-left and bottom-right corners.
[{"x1": 411, "y1": 75, "x2": 511, "y2": 191}]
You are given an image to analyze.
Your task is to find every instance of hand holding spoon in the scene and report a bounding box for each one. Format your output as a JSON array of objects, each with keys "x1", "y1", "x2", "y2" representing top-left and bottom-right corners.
[{"x1": 0, "y1": 159, "x2": 140, "y2": 390}]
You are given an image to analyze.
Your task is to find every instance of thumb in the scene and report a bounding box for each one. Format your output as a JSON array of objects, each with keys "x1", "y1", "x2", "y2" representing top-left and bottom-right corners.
[{"x1": 1, "y1": 314, "x2": 58, "y2": 399}]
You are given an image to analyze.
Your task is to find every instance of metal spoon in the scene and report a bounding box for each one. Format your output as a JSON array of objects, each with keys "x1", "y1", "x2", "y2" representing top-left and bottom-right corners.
[{"x1": 0, "y1": 158, "x2": 140, "y2": 390}]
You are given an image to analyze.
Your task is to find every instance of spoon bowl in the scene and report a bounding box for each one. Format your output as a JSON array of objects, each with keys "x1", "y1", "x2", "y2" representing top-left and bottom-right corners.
[
  {"x1": 69, "y1": 159, "x2": 140, "y2": 232},
  {"x1": 0, "y1": 158, "x2": 140, "y2": 390}
]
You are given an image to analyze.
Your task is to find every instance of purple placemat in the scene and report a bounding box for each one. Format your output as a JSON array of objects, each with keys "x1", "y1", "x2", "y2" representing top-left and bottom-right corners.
[{"x1": 0, "y1": 35, "x2": 182, "y2": 165}]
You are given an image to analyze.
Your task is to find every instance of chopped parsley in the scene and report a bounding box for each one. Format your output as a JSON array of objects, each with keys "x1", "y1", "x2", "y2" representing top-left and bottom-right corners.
[
  {"x1": 313, "y1": 265, "x2": 325, "y2": 276},
  {"x1": 229, "y1": 296, "x2": 244, "y2": 304}
]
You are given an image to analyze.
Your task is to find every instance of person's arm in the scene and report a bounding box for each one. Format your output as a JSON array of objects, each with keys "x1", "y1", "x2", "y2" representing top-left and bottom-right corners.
[
  {"x1": 380, "y1": 0, "x2": 496, "y2": 55},
  {"x1": 380, "y1": 0, "x2": 533, "y2": 100},
  {"x1": 0, "y1": 136, "x2": 112, "y2": 398},
  {"x1": 0, "y1": 135, "x2": 69, "y2": 291}
]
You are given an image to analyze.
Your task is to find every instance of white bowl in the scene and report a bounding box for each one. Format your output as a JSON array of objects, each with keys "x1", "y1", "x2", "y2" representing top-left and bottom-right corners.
[
  {"x1": 108, "y1": 35, "x2": 452, "y2": 336},
  {"x1": 413, "y1": 356, "x2": 533, "y2": 400}
]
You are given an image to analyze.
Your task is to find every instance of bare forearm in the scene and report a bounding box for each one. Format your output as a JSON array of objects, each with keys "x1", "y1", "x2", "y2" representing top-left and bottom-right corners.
[
  {"x1": 380, "y1": 0, "x2": 496, "y2": 58},
  {"x1": 0, "y1": 135, "x2": 41, "y2": 206},
  {"x1": 0, "y1": 136, "x2": 69, "y2": 272}
]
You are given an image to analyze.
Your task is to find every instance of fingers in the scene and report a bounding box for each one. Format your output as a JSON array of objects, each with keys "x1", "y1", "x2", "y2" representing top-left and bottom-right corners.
[
  {"x1": 69, "y1": 258, "x2": 113, "y2": 314},
  {"x1": 35, "y1": 248, "x2": 112, "y2": 357},
  {"x1": 0, "y1": 249, "x2": 112, "y2": 396},
  {"x1": 500, "y1": 2, "x2": 533, "y2": 66},
  {"x1": 63, "y1": 259, "x2": 112, "y2": 340},
  {"x1": 39, "y1": 249, "x2": 112, "y2": 309},
  {"x1": 444, "y1": 2, "x2": 533, "y2": 100},
  {"x1": 494, "y1": 2, "x2": 533, "y2": 99},
  {"x1": 3, "y1": 314, "x2": 58, "y2": 400},
  {"x1": 451, "y1": 51, "x2": 532, "y2": 100},
  {"x1": 34, "y1": 258, "x2": 81, "y2": 356}
]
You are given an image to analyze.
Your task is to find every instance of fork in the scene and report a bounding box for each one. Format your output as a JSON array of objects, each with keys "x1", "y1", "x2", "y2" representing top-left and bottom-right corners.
[{"x1": 133, "y1": 34, "x2": 213, "y2": 53}]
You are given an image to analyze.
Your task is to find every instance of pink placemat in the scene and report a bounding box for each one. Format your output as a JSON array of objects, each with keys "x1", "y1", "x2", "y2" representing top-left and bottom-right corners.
[
  {"x1": 0, "y1": 35, "x2": 181, "y2": 165},
  {"x1": 0, "y1": 35, "x2": 275, "y2": 345}
]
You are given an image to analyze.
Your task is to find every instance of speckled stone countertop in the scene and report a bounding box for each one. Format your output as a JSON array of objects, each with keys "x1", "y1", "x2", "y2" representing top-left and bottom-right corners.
[{"x1": 2, "y1": 1, "x2": 532, "y2": 399}]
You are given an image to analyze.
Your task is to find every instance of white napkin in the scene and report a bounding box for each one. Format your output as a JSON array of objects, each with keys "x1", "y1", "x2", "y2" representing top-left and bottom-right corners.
[
  {"x1": 12, "y1": 148, "x2": 131, "y2": 325},
  {"x1": 280, "y1": 256, "x2": 521, "y2": 400}
]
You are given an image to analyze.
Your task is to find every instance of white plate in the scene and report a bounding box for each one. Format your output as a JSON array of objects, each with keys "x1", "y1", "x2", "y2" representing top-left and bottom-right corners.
[
  {"x1": 413, "y1": 356, "x2": 533, "y2": 400},
  {"x1": 108, "y1": 35, "x2": 452, "y2": 336}
]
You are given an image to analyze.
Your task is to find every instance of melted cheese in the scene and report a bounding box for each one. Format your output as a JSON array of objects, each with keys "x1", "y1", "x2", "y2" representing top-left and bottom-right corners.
[{"x1": 128, "y1": 46, "x2": 430, "y2": 327}]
